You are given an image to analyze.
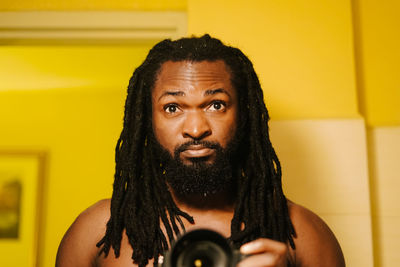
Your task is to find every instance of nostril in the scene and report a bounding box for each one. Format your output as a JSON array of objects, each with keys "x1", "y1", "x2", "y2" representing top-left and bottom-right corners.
[
  {"x1": 183, "y1": 130, "x2": 211, "y2": 140},
  {"x1": 182, "y1": 114, "x2": 212, "y2": 140}
]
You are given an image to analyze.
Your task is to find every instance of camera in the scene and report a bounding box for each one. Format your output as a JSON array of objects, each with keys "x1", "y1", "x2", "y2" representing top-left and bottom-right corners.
[{"x1": 161, "y1": 229, "x2": 245, "y2": 267}]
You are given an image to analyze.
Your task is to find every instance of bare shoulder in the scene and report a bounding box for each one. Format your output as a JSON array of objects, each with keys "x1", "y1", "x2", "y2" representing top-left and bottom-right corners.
[
  {"x1": 56, "y1": 199, "x2": 111, "y2": 267},
  {"x1": 287, "y1": 200, "x2": 345, "y2": 267}
]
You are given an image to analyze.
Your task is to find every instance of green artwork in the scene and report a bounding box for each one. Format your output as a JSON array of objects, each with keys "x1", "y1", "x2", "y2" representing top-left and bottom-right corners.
[{"x1": 0, "y1": 175, "x2": 22, "y2": 239}]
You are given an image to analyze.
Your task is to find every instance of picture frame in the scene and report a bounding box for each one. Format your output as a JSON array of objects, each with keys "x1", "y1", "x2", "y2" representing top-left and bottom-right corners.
[{"x1": 0, "y1": 151, "x2": 46, "y2": 267}]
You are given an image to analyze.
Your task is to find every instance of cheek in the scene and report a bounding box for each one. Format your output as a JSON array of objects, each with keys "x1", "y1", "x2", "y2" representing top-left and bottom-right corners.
[
  {"x1": 213, "y1": 114, "x2": 238, "y2": 147},
  {"x1": 152, "y1": 113, "x2": 179, "y2": 153}
]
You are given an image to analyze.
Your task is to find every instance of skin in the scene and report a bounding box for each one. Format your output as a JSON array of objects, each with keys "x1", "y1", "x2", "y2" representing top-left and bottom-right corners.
[
  {"x1": 152, "y1": 60, "x2": 237, "y2": 166},
  {"x1": 56, "y1": 61, "x2": 345, "y2": 267}
]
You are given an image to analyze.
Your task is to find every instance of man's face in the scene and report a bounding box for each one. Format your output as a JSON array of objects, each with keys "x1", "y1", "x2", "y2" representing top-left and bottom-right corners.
[{"x1": 152, "y1": 60, "x2": 238, "y2": 166}]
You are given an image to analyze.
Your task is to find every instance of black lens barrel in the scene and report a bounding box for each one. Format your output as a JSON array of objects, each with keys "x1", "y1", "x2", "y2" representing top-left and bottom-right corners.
[{"x1": 162, "y1": 229, "x2": 243, "y2": 267}]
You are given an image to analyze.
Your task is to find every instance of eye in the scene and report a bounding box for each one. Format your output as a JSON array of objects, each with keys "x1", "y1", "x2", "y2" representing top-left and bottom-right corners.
[
  {"x1": 208, "y1": 100, "x2": 226, "y2": 112},
  {"x1": 164, "y1": 104, "x2": 180, "y2": 114}
]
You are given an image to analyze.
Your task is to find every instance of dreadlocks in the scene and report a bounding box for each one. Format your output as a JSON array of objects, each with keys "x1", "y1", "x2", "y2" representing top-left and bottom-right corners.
[{"x1": 96, "y1": 34, "x2": 296, "y2": 266}]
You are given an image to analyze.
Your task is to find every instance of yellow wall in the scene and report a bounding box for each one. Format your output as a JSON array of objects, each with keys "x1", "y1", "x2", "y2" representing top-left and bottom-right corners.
[
  {"x1": 187, "y1": 0, "x2": 400, "y2": 266},
  {"x1": 353, "y1": 1, "x2": 400, "y2": 266},
  {"x1": 188, "y1": 0, "x2": 359, "y2": 120},
  {"x1": 353, "y1": 0, "x2": 400, "y2": 126},
  {"x1": 187, "y1": 1, "x2": 373, "y2": 265},
  {"x1": 0, "y1": 0, "x2": 399, "y2": 266},
  {"x1": 0, "y1": 45, "x2": 154, "y2": 267},
  {"x1": 0, "y1": 0, "x2": 186, "y2": 11},
  {"x1": 1, "y1": 46, "x2": 151, "y2": 91}
]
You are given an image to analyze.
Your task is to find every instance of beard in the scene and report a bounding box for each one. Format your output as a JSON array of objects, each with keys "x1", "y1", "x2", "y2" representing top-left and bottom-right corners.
[{"x1": 152, "y1": 137, "x2": 239, "y2": 199}]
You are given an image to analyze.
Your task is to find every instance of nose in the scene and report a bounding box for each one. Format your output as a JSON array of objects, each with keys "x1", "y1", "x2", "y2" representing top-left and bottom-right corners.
[{"x1": 182, "y1": 111, "x2": 212, "y2": 140}]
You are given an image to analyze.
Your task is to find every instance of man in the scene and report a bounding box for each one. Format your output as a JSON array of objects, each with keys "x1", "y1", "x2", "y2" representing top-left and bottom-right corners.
[{"x1": 56, "y1": 35, "x2": 345, "y2": 267}]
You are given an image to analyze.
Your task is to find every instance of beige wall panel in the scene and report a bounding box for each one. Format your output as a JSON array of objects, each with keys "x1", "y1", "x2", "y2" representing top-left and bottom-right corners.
[
  {"x1": 269, "y1": 119, "x2": 373, "y2": 266},
  {"x1": 377, "y1": 216, "x2": 400, "y2": 266},
  {"x1": 320, "y1": 214, "x2": 373, "y2": 267},
  {"x1": 369, "y1": 127, "x2": 400, "y2": 216},
  {"x1": 369, "y1": 127, "x2": 400, "y2": 266},
  {"x1": 270, "y1": 119, "x2": 370, "y2": 214}
]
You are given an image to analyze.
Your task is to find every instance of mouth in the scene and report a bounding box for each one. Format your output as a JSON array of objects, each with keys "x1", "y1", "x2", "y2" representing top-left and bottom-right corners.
[{"x1": 180, "y1": 145, "x2": 215, "y2": 159}]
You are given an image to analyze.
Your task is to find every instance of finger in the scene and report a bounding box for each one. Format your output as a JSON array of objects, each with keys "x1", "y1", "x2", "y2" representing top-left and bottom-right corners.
[
  {"x1": 237, "y1": 253, "x2": 277, "y2": 267},
  {"x1": 240, "y1": 238, "x2": 287, "y2": 255}
]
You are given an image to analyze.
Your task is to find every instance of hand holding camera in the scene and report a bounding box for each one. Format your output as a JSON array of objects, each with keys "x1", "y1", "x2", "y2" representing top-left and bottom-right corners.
[{"x1": 161, "y1": 229, "x2": 288, "y2": 267}]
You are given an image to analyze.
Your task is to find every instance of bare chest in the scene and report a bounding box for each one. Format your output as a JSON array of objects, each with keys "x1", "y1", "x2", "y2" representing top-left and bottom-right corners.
[{"x1": 95, "y1": 214, "x2": 232, "y2": 267}]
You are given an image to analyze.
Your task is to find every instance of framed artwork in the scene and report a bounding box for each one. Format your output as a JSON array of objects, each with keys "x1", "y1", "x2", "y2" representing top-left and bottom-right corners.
[{"x1": 0, "y1": 151, "x2": 45, "y2": 267}]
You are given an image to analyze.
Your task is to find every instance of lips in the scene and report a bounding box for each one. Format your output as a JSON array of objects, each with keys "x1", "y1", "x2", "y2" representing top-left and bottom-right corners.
[{"x1": 180, "y1": 145, "x2": 214, "y2": 158}]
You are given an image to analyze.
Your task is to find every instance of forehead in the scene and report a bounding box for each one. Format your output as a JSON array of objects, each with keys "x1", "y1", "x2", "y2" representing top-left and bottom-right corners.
[{"x1": 153, "y1": 60, "x2": 233, "y2": 91}]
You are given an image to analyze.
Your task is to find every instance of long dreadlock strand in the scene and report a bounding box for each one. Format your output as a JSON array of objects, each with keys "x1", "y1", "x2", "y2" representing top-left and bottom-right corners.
[{"x1": 228, "y1": 48, "x2": 295, "y2": 250}]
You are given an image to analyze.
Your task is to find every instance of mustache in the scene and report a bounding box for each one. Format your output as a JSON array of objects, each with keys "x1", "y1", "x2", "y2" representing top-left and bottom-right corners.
[{"x1": 175, "y1": 140, "x2": 221, "y2": 154}]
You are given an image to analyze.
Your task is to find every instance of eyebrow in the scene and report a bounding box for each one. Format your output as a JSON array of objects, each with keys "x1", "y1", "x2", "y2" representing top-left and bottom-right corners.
[
  {"x1": 204, "y1": 88, "x2": 230, "y2": 97},
  {"x1": 157, "y1": 91, "x2": 185, "y2": 101},
  {"x1": 158, "y1": 88, "x2": 230, "y2": 101}
]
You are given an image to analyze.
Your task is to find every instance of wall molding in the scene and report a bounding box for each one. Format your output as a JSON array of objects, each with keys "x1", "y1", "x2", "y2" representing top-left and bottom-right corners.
[{"x1": 0, "y1": 11, "x2": 187, "y2": 44}]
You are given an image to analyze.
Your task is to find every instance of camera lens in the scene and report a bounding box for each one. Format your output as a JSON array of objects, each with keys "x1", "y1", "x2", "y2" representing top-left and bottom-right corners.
[
  {"x1": 176, "y1": 240, "x2": 228, "y2": 267},
  {"x1": 164, "y1": 229, "x2": 235, "y2": 267}
]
